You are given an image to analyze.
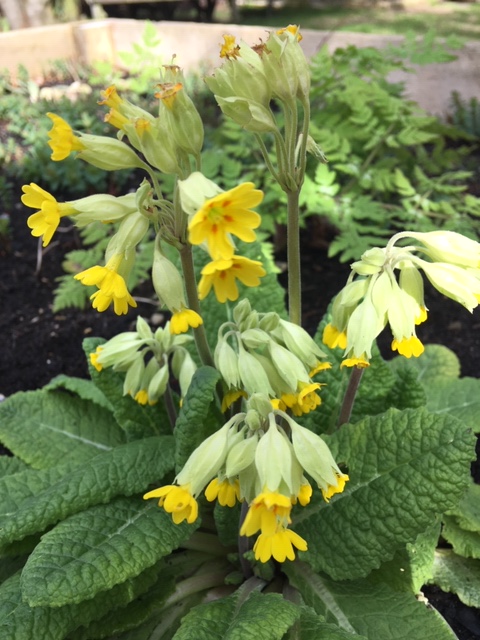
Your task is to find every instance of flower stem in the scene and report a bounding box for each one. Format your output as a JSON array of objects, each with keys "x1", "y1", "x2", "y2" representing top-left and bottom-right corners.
[
  {"x1": 337, "y1": 367, "x2": 364, "y2": 427},
  {"x1": 286, "y1": 188, "x2": 302, "y2": 325},
  {"x1": 179, "y1": 243, "x2": 215, "y2": 367},
  {"x1": 238, "y1": 501, "x2": 253, "y2": 579}
]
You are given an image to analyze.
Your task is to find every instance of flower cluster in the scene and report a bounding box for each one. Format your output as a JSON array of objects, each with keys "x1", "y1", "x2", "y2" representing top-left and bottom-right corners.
[
  {"x1": 214, "y1": 299, "x2": 330, "y2": 414},
  {"x1": 179, "y1": 172, "x2": 267, "y2": 303},
  {"x1": 145, "y1": 397, "x2": 348, "y2": 563},
  {"x1": 323, "y1": 230, "x2": 480, "y2": 366},
  {"x1": 90, "y1": 316, "x2": 196, "y2": 405}
]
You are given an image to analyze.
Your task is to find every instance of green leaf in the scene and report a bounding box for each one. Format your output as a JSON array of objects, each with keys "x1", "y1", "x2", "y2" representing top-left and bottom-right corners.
[
  {"x1": 368, "y1": 520, "x2": 441, "y2": 594},
  {"x1": 422, "y1": 377, "x2": 480, "y2": 431},
  {"x1": 83, "y1": 338, "x2": 172, "y2": 440},
  {"x1": 293, "y1": 607, "x2": 367, "y2": 640},
  {"x1": 442, "y1": 514, "x2": 480, "y2": 559},
  {"x1": 286, "y1": 561, "x2": 458, "y2": 640},
  {"x1": 0, "y1": 457, "x2": 28, "y2": 479},
  {"x1": 68, "y1": 564, "x2": 176, "y2": 640},
  {"x1": 447, "y1": 481, "x2": 480, "y2": 532},
  {"x1": 384, "y1": 359, "x2": 427, "y2": 411},
  {"x1": 173, "y1": 588, "x2": 300, "y2": 640},
  {"x1": 295, "y1": 408, "x2": 475, "y2": 579},
  {"x1": 0, "y1": 436, "x2": 175, "y2": 545},
  {"x1": 0, "y1": 565, "x2": 160, "y2": 640},
  {"x1": 402, "y1": 345, "x2": 461, "y2": 384},
  {"x1": 21, "y1": 496, "x2": 196, "y2": 607},
  {"x1": 45, "y1": 374, "x2": 113, "y2": 411},
  {"x1": 431, "y1": 549, "x2": 480, "y2": 608},
  {"x1": 174, "y1": 366, "x2": 222, "y2": 471},
  {"x1": 0, "y1": 390, "x2": 126, "y2": 469}
]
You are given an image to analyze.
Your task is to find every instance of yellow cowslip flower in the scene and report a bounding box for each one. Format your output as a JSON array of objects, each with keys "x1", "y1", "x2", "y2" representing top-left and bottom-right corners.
[
  {"x1": 391, "y1": 335, "x2": 425, "y2": 358},
  {"x1": 188, "y1": 183, "x2": 263, "y2": 260},
  {"x1": 240, "y1": 490, "x2": 307, "y2": 563},
  {"x1": 170, "y1": 308, "x2": 203, "y2": 335},
  {"x1": 46, "y1": 113, "x2": 85, "y2": 161},
  {"x1": 198, "y1": 256, "x2": 266, "y2": 303},
  {"x1": 98, "y1": 85, "x2": 124, "y2": 110},
  {"x1": 205, "y1": 477, "x2": 241, "y2": 507},
  {"x1": 74, "y1": 254, "x2": 137, "y2": 316},
  {"x1": 221, "y1": 389, "x2": 248, "y2": 412},
  {"x1": 276, "y1": 24, "x2": 303, "y2": 41},
  {"x1": 104, "y1": 108, "x2": 129, "y2": 130},
  {"x1": 254, "y1": 527, "x2": 308, "y2": 564},
  {"x1": 220, "y1": 34, "x2": 240, "y2": 59},
  {"x1": 322, "y1": 323, "x2": 347, "y2": 350},
  {"x1": 21, "y1": 183, "x2": 76, "y2": 246},
  {"x1": 309, "y1": 361, "x2": 332, "y2": 377},
  {"x1": 155, "y1": 82, "x2": 183, "y2": 109},
  {"x1": 90, "y1": 347, "x2": 103, "y2": 372},
  {"x1": 144, "y1": 484, "x2": 198, "y2": 524},
  {"x1": 340, "y1": 356, "x2": 370, "y2": 368},
  {"x1": 322, "y1": 472, "x2": 350, "y2": 503},
  {"x1": 133, "y1": 389, "x2": 157, "y2": 406},
  {"x1": 281, "y1": 382, "x2": 323, "y2": 417}
]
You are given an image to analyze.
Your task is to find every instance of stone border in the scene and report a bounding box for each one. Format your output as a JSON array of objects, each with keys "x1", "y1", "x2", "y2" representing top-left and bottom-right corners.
[{"x1": 0, "y1": 19, "x2": 479, "y2": 116}]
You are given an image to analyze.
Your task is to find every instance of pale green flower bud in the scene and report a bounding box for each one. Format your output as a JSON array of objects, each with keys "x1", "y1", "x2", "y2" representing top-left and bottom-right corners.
[
  {"x1": 226, "y1": 433, "x2": 258, "y2": 478},
  {"x1": 151, "y1": 241, "x2": 187, "y2": 313},
  {"x1": 268, "y1": 340, "x2": 309, "y2": 390},
  {"x1": 241, "y1": 328, "x2": 270, "y2": 349},
  {"x1": 247, "y1": 393, "x2": 274, "y2": 419},
  {"x1": 238, "y1": 344, "x2": 274, "y2": 396},
  {"x1": 106, "y1": 212, "x2": 150, "y2": 256},
  {"x1": 214, "y1": 339, "x2": 240, "y2": 388},
  {"x1": 176, "y1": 416, "x2": 242, "y2": 495},
  {"x1": 172, "y1": 348, "x2": 197, "y2": 398},
  {"x1": 251, "y1": 352, "x2": 291, "y2": 397},
  {"x1": 276, "y1": 319, "x2": 326, "y2": 368},
  {"x1": 124, "y1": 119, "x2": 180, "y2": 175},
  {"x1": 258, "y1": 312, "x2": 280, "y2": 332},
  {"x1": 232, "y1": 298, "x2": 253, "y2": 326},
  {"x1": 417, "y1": 260, "x2": 480, "y2": 312},
  {"x1": 148, "y1": 363, "x2": 169, "y2": 402},
  {"x1": 123, "y1": 356, "x2": 145, "y2": 397},
  {"x1": 352, "y1": 247, "x2": 387, "y2": 276},
  {"x1": 178, "y1": 171, "x2": 223, "y2": 218},
  {"x1": 387, "y1": 281, "x2": 420, "y2": 342},
  {"x1": 71, "y1": 192, "x2": 137, "y2": 227},
  {"x1": 96, "y1": 332, "x2": 144, "y2": 369},
  {"x1": 286, "y1": 415, "x2": 341, "y2": 490},
  {"x1": 245, "y1": 409, "x2": 262, "y2": 432},
  {"x1": 77, "y1": 133, "x2": 144, "y2": 171},
  {"x1": 408, "y1": 231, "x2": 480, "y2": 269},
  {"x1": 263, "y1": 29, "x2": 310, "y2": 103},
  {"x1": 345, "y1": 292, "x2": 384, "y2": 359},
  {"x1": 136, "y1": 316, "x2": 153, "y2": 341},
  {"x1": 399, "y1": 263, "x2": 425, "y2": 314},
  {"x1": 255, "y1": 416, "x2": 294, "y2": 493},
  {"x1": 215, "y1": 96, "x2": 277, "y2": 133},
  {"x1": 305, "y1": 134, "x2": 328, "y2": 162}
]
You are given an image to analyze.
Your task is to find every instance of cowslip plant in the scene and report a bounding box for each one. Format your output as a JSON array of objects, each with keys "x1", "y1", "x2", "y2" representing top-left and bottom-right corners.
[{"x1": 1, "y1": 24, "x2": 478, "y2": 640}]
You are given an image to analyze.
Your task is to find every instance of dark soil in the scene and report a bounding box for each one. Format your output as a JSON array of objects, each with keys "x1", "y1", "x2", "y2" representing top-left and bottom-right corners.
[{"x1": 1, "y1": 187, "x2": 480, "y2": 639}]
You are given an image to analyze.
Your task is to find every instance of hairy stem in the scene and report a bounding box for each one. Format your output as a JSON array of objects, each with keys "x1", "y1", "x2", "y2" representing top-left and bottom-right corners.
[
  {"x1": 286, "y1": 189, "x2": 302, "y2": 325},
  {"x1": 179, "y1": 244, "x2": 215, "y2": 367},
  {"x1": 337, "y1": 367, "x2": 365, "y2": 427}
]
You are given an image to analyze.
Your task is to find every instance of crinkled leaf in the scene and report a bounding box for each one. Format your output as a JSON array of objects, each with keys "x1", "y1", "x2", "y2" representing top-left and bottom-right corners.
[
  {"x1": 0, "y1": 565, "x2": 160, "y2": 640},
  {"x1": 83, "y1": 337, "x2": 172, "y2": 440},
  {"x1": 45, "y1": 374, "x2": 113, "y2": 411},
  {"x1": 368, "y1": 520, "x2": 441, "y2": 593},
  {"x1": 421, "y1": 377, "x2": 480, "y2": 432},
  {"x1": 393, "y1": 344, "x2": 460, "y2": 384},
  {"x1": 0, "y1": 436, "x2": 175, "y2": 545},
  {"x1": 442, "y1": 514, "x2": 480, "y2": 559},
  {"x1": 384, "y1": 359, "x2": 427, "y2": 411},
  {"x1": 447, "y1": 481, "x2": 480, "y2": 532},
  {"x1": 174, "y1": 366, "x2": 222, "y2": 471},
  {"x1": 214, "y1": 501, "x2": 242, "y2": 548},
  {"x1": 173, "y1": 589, "x2": 300, "y2": 640},
  {"x1": 0, "y1": 390, "x2": 126, "y2": 468},
  {"x1": 0, "y1": 457, "x2": 28, "y2": 479},
  {"x1": 286, "y1": 561, "x2": 458, "y2": 640},
  {"x1": 21, "y1": 496, "x2": 197, "y2": 606},
  {"x1": 295, "y1": 408, "x2": 475, "y2": 579},
  {"x1": 292, "y1": 607, "x2": 367, "y2": 640},
  {"x1": 69, "y1": 564, "x2": 176, "y2": 640},
  {"x1": 430, "y1": 549, "x2": 480, "y2": 608}
]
